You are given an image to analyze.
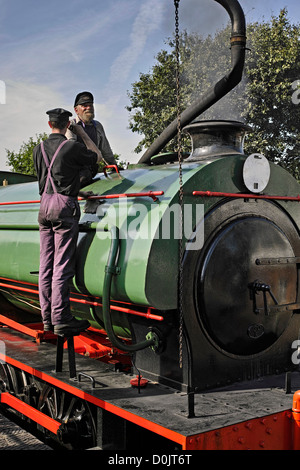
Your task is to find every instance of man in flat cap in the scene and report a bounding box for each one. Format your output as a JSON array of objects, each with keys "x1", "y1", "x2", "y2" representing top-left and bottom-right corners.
[
  {"x1": 33, "y1": 108, "x2": 102, "y2": 336},
  {"x1": 66, "y1": 91, "x2": 117, "y2": 186}
]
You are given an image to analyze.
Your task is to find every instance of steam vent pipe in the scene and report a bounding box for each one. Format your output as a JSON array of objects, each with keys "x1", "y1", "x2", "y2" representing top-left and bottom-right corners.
[{"x1": 138, "y1": 0, "x2": 247, "y2": 164}]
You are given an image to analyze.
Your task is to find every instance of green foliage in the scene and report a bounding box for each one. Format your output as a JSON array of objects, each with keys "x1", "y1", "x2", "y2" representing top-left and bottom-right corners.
[
  {"x1": 126, "y1": 9, "x2": 300, "y2": 179},
  {"x1": 7, "y1": 10, "x2": 300, "y2": 179},
  {"x1": 126, "y1": 24, "x2": 248, "y2": 155},
  {"x1": 6, "y1": 137, "x2": 126, "y2": 176},
  {"x1": 6, "y1": 133, "x2": 48, "y2": 175},
  {"x1": 243, "y1": 9, "x2": 300, "y2": 178},
  {"x1": 98, "y1": 153, "x2": 126, "y2": 171},
  {"x1": 126, "y1": 48, "x2": 179, "y2": 153},
  {"x1": 113, "y1": 154, "x2": 126, "y2": 170}
]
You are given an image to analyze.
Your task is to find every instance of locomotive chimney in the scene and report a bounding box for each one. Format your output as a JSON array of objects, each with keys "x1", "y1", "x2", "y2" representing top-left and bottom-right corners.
[
  {"x1": 183, "y1": 120, "x2": 251, "y2": 161},
  {"x1": 139, "y1": 0, "x2": 247, "y2": 164}
]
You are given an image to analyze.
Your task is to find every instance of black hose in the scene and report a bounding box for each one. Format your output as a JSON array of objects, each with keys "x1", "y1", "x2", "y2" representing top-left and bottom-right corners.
[
  {"x1": 102, "y1": 226, "x2": 158, "y2": 352},
  {"x1": 138, "y1": 0, "x2": 246, "y2": 164}
]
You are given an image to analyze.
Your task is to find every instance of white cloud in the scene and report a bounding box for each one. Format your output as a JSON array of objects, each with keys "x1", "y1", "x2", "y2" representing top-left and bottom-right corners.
[
  {"x1": 0, "y1": 81, "x2": 5, "y2": 104},
  {"x1": 95, "y1": 0, "x2": 166, "y2": 163},
  {"x1": 94, "y1": 102, "x2": 141, "y2": 163},
  {"x1": 0, "y1": 1, "x2": 146, "y2": 170},
  {"x1": 0, "y1": 80, "x2": 64, "y2": 169},
  {"x1": 0, "y1": 79, "x2": 141, "y2": 170}
]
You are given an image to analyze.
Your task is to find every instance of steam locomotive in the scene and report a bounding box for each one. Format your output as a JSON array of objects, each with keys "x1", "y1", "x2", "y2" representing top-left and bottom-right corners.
[{"x1": 1, "y1": 0, "x2": 300, "y2": 451}]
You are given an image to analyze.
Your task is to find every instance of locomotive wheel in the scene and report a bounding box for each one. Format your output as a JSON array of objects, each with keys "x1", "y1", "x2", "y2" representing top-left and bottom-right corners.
[
  {"x1": 0, "y1": 363, "x2": 32, "y2": 398},
  {"x1": 0, "y1": 363, "x2": 19, "y2": 394},
  {"x1": 37, "y1": 384, "x2": 96, "y2": 449}
]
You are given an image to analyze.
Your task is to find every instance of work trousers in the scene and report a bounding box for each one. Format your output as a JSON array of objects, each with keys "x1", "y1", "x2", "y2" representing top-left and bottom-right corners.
[{"x1": 38, "y1": 192, "x2": 80, "y2": 325}]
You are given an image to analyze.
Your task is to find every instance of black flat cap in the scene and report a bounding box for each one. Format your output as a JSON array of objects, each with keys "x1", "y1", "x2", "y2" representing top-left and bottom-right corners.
[
  {"x1": 46, "y1": 108, "x2": 72, "y2": 121},
  {"x1": 74, "y1": 91, "x2": 94, "y2": 107}
]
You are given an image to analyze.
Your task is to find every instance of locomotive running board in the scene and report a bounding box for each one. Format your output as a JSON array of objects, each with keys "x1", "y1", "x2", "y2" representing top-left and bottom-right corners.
[
  {"x1": 0, "y1": 327, "x2": 187, "y2": 449},
  {"x1": 1, "y1": 327, "x2": 300, "y2": 449}
]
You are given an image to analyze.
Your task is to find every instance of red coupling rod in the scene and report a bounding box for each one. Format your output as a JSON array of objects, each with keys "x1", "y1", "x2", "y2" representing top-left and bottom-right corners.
[
  {"x1": 193, "y1": 190, "x2": 300, "y2": 202},
  {"x1": 0, "y1": 392, "x2": 61, "y2": 435}
]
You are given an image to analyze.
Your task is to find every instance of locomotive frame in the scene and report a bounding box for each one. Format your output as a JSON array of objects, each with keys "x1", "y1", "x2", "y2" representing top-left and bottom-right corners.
[{"x1": 1, "y1": 314, "x2": 300, "y2": 451}]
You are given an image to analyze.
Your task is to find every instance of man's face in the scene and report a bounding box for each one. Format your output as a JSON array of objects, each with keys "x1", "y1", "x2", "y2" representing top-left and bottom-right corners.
[{"x1": 75, "y1": 102, "x2": 95, "y2": 124}]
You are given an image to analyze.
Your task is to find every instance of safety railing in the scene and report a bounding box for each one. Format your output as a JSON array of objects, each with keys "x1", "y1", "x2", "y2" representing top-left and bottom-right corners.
[{"x1": 0, "y1": 190, "x2": 164, "y2": 206}]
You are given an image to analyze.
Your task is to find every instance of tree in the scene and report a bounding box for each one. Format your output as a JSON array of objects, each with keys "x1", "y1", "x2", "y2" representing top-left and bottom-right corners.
[
  {"x1": 6, "y1": 133, "x2": 48, "y2": 175},
  {"x1": 126, "y1": 10, "x2": 300, "y2": 178},
  {"x1": 126, "y1": 24, "x2": 248, "y2": 155},
  {"x1": 126, "y1": 48, "x2": 179, "y2": 154},
  {"x1": 6, "y1": 133, "x2": 125, "y2": 174},
  {"x1": 243, "y1": 9, "x2": 300, "y2": 178}
]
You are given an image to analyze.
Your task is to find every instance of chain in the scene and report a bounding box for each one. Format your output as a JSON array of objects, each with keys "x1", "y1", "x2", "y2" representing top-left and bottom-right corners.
[{"x1": 174, "y1": 0, "x2": 184, "y2": 369}]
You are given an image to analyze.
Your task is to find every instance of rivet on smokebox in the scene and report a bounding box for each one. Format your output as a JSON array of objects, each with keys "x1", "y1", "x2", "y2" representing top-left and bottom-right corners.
[{"x1": 130, "y1": 375, "x2": 148, "y2": 388}]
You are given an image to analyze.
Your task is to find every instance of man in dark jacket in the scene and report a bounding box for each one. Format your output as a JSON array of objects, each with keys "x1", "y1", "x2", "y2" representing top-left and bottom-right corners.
[
  {"x1": 33, "y1": 108, "x2": 100, "y2": 336},
  {"x1": 66, "y1": 91, "x2": 117, "y2": 186}
]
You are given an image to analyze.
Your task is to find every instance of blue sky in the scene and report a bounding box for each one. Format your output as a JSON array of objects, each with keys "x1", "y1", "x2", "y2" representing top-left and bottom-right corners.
[{"x1": 0, "y1": 0, "x2": 300, "y2": 170}]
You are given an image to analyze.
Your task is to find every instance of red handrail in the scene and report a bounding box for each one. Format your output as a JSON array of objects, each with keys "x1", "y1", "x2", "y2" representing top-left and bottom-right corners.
[
  {"x1": 0, "y1": 199, "x2": 40, "y2": 205},
  {"x1": 0, "y1": 281, "x2": 163, "y2": 321},
  {"x1": 193, "y1": 190, "x2": 300, "y2": 201},
  {"x1": 103, "y1": 164, "x2": 121, "y2": 178},
  {"x1": 79, "y1": 191, "x2": 164, "y2": 202},
  {"x1": 0, "y1": 191, "x2": 164, "y2": 206},
  {"x1": 0, "y1": 392, "x2": 62, "y2": 435}
]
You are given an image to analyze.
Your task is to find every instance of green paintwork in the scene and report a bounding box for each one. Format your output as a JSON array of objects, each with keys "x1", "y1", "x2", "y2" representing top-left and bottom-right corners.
[
  {"x1": 0, "y1": 156, "x2": 300, "y2": 332},
  {"x1": 0, "y1": 171, "x2": 36, "y2": 185}
]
